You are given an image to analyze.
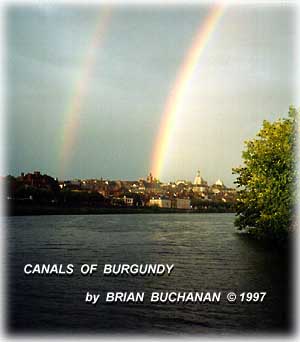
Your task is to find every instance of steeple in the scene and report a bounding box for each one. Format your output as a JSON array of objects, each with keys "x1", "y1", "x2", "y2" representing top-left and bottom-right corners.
[
  {"x1": 147, "y1": 172, "x2": 153, "y2": 183},
  {"x1": 194, "y1": 170, "x2": 204, "y2": 185}
]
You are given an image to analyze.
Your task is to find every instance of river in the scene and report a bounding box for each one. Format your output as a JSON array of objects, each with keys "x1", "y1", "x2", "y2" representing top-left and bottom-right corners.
[{"x1": 6, "y1": 213, "x2": 291, "y2": 334}]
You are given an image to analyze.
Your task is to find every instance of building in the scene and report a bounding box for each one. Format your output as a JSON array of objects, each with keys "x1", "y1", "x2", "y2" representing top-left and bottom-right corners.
[
  {"x1": 149, "y1": 197, "x2": 171, "y2": 208},
  {"x1": 215, "y1": 179, "x2": 225, "y2": 187},
  {"x1": 123, "y1": 196, "x2": 134, "y2": 206},
  {"x1": 193, "y1": 170, "x2": 207, "y2": 185},
  {"x1": 18, "y1": 171, "x2": 60, "y2": 192},
  {"x1": 174, "y1": 198, "x2": 191, "y2": 209},
  {"x1": 147, "y1": 172, "x2": 154, "y2": 183},
  {"x1": 192, "y1": 170, "x2": 208, "y2": 195},
  {"x1": 211, "y1": 179, "x2": 226, "y2": 195}
]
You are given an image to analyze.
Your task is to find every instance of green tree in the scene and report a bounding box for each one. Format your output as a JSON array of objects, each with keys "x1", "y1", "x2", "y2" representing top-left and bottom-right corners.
[{"x1": 233, "y1": 106, "x2": 298, "y2": 243}]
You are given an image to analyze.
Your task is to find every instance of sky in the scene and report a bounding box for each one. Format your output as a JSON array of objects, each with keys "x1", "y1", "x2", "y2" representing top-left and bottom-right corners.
[{"x1": 5, "y1": 3, "x2": 297, "y2": 186}]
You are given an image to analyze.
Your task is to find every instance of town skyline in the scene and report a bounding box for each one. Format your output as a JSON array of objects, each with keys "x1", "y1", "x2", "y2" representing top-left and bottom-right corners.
[
  {"x1": 5, "y1": 169, "x2": 237, "y2": 213},
  {"x1": 4, "y1": 168, "x2": 235, "y2": 188}
]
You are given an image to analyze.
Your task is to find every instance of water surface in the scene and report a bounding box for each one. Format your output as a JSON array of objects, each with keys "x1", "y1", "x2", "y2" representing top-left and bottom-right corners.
[{"x1": 7, "y1": 213, "x2": 291, "y2": 334}]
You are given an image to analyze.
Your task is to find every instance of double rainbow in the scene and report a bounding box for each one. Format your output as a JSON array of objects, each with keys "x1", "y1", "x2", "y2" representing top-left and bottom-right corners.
[{"x1": 58, "y1": 5, "x2": 224, "y2": 180}]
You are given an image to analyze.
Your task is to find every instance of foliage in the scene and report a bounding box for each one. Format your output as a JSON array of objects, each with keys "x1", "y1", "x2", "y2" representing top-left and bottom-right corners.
[
  {"x1": 233, "y1": 106, "x2": 298, "y2": 243},
  {"x1": 59, "y1": 189, "x2": 105, "y2": 206},
  {"x1": 190, "y1": 198, "x2": 235, "y2": 212}
]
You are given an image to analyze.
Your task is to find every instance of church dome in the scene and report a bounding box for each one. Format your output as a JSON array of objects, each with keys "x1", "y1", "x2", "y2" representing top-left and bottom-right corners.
[{"x1": 215, "y1": 179, "x2": 224, "y2": 186}]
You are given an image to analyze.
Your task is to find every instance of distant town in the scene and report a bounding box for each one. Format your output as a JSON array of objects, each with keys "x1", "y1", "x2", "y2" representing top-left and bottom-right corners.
[{"x1": 3, "y1": 170, "x2": 237, "y2": 215}]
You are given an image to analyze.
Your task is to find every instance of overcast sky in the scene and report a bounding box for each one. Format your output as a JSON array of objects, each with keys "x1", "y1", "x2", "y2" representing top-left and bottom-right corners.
[{"x1": 5, "y1": 3, "x2": 297, "y2": 185}]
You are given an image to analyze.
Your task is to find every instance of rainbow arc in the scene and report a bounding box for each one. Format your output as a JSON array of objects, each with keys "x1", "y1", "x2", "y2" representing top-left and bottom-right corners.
[
  {"x1": 150, "y1": 4, "x2": 224, "y2": 180},
  {"x1": 59, "y1": 7, "x2": 112, "y2": 178}
]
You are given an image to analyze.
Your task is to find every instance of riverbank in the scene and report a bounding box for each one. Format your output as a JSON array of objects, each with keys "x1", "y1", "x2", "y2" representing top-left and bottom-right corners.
[{"x1": 6, "y1": 204, "x2": 235, "y2": 216}]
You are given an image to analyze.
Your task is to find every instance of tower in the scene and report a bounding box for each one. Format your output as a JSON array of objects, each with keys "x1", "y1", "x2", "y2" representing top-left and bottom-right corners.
[
  {"x1": 147, "y1": 172, "x2": 153, "y2": 183},
  {"x1": 194, "y1": 170, "x2": 204, "y2": 185}
]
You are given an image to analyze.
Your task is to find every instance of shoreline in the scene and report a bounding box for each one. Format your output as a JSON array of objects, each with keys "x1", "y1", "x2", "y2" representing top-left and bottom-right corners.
[{"x1": 6, "y1": 204, "x2": 236, "y2": 216}]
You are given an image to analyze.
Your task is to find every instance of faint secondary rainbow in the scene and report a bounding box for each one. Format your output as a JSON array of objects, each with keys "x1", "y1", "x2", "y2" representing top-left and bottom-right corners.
[
  {"x1": 150, "y1": 4, "x2": 224, "y2": 180},
  {"x1": 59, "y1": 7, "x2": 112, "y2": 179}
]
